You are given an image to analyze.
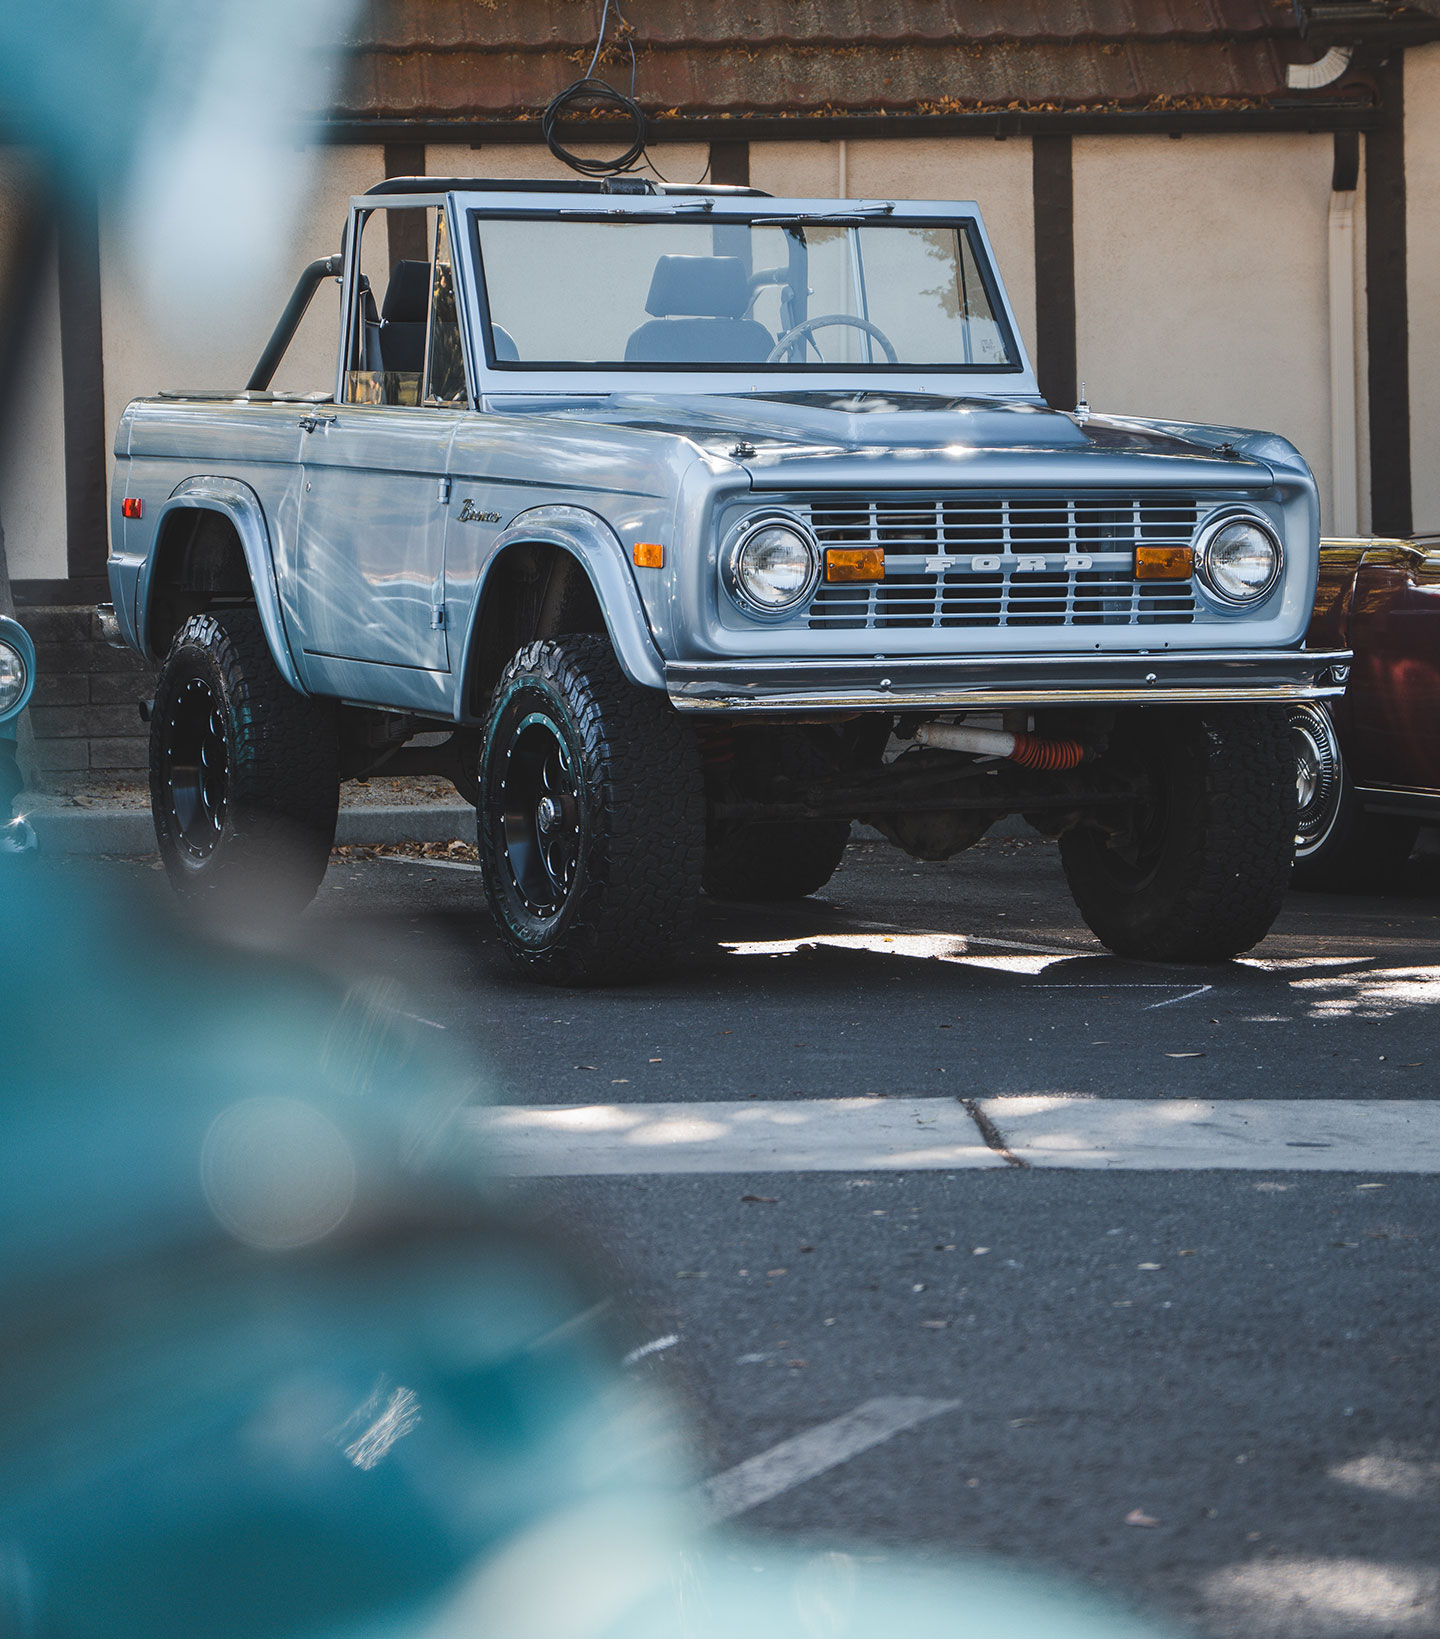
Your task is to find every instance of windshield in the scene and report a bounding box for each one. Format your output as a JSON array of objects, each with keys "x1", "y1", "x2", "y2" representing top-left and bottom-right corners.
[{"x1": 472, "y1": 214, "x2": 1019, "y2": 373}]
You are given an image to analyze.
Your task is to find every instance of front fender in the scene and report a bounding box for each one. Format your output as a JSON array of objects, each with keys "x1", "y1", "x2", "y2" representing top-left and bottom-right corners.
[
  {"x1": 457, "y1": 505, "x2": 667, "y2": 701},
  {"x1": 0, "y1": 614, "x2": 36, "y2": 726},
  {"x1": 137, "y1": 477, "x2": 304, "y2": 693}
]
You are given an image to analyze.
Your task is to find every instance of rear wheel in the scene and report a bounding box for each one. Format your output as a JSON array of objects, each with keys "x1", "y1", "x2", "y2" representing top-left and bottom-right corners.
[
  {"x1": 1059, "y1": 706, "x2": 1296, "y2": 962},
  {"x1": 478, "y1": 636, "x2": 704, "y2": 984},
  {"x1": 150, "y1": 610, "x2": 338, "y2": 916},
  {"x1": 1289, "y1": 701, "x2": 1418, "y2": 890}
]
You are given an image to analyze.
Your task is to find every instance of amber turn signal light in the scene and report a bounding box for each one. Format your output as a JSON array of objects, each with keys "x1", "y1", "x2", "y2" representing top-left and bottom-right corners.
[
  {"x1": 121, "y1": 497, "x2": 143, "y2": 519},
  {"x1": 824, "y1": 547, "x2": 885, "y2": 582},
  {"x1": 632, "y1": 542, "x2": 665, "y2": 569},
  {"x1": 1134, "y1": 545, "x2": 1193, "y2": 580}
]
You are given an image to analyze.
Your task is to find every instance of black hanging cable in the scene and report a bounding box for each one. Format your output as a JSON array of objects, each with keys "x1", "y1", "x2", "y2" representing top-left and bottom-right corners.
[{"x1": 543, "y1": 0, "x2": 648, "y2": 177}]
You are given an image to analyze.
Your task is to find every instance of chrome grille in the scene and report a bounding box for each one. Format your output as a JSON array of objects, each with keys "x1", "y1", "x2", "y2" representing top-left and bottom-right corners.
[{"x1": 803, "y1": 493, "x2": 1200, "y2": 630}]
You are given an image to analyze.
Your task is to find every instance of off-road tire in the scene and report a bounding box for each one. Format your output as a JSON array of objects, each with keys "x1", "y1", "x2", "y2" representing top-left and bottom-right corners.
[
  {"x1": 150, "y1": 610, "x2": 338, "y2": 915},
  {"x1": 1059, "y1": 705, "x2": 1296, "y2": 962},
  {"x1": 478, "y1": 636, "x2": 704, "y2": 985},
  {"x1": 1288, "y1": 701, "x2": 1418, "y2": 891},
  {"x1": 701, "y1": 725, "x2": 850, "y2": 901},
  {"x1": 702, "y1": 819, "x2": 850, "y2": 901}
]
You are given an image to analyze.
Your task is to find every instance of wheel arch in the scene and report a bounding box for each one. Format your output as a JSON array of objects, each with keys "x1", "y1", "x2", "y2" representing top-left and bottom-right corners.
[
  {"x1": 455, "y1": 506, "x2": 665, "y2": 721},
  {"x1": 138, "y1": 477, "x2": 303, "y2": 692}
]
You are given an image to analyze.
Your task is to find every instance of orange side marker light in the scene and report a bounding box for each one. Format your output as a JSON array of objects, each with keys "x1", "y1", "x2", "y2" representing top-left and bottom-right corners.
[
  {"x1": 824, "y1": 547, "x2": 885, "y2": 582},
  {"x1": 1134, "y1": 545, "x2": 1193, "y2": 580},
  {"x1": 122, "y1": 497, "x2": 143, "y2": 519},
  {"x1": 633, "y1": 542, "x2": 665, "y2": 569}
]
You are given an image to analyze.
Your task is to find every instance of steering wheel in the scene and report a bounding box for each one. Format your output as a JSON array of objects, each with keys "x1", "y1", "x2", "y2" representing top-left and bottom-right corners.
[{"x1": 766, "y1": 313, "x2": 900, "y2": 365}]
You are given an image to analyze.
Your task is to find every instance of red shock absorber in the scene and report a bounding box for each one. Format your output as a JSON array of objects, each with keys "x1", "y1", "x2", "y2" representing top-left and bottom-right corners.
[{"x1": 1006, "y1": 732, "x2": 1086, "y2": 771}]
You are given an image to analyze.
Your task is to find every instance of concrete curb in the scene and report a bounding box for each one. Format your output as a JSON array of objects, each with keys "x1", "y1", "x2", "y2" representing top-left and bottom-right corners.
[
  {"x1": 22, "y1": 804, "x2": 1037, "y2": 856},
  {"x1": 23, "y1": 802, "x2": 478, "y2": 855}
]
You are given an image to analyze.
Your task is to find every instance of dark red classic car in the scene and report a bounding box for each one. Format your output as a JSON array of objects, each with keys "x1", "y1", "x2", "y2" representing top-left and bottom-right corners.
[{"x1": 1293, "y1": 536, "x2": 1440, "y2": 886}]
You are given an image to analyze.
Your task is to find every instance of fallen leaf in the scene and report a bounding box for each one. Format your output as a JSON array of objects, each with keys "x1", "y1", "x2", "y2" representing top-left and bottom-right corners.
[
  {"x1": 1165, "y1": 1052, "x2": 1204, "y2": 1059},
  {"x1": 1009, "y1": 1417, "x2": 1038, "y2": 1428},
  {"x1": 575, "y1": 1065, "x2": 598, "y2": 1070},
  {"x1": 1356, "y1": 1183, "x2": 1386, "y2": 1190},
  {"x1": 1179, "y1": 1249, "x2": 1197, "y2": 1256},
  {"x1": 610, "y1": 1078, "x2": 629, "y2": 1084},
  {"x1": 1126, "y1": 1509, "x2": 1161, "y2": 1528},
  {"x1": 741, "y1": 1194, "x2": 778, "y2": 1203},
  {"x1": 1137, "y1": 1262, "x2": 1162, "y2": 1270},
  {"x1": 973, "y1": 1246, "x2": 991, "y2": 1255},
  {"x1": 649, "y1": 1057, "x2": 662, "y2": 1063}
]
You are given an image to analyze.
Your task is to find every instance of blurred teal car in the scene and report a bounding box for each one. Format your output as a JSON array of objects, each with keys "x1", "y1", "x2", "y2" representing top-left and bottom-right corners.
[{"x1": 0, "y1": 613, "x2": 35, "y2": 850}]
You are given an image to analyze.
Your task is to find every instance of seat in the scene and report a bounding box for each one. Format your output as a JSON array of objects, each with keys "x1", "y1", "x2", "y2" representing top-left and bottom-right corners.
[
  {"x1": 624, "y1": 255, "x2": 773, "y2": 364},
  {"x1": 377, "y1": 259, "x2": 431, "y2": 374}
]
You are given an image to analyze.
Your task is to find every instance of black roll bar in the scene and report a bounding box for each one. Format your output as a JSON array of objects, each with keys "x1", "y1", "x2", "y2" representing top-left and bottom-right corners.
[{"x1": 246, "y1": 254, "x2": 344, "y2": 392}]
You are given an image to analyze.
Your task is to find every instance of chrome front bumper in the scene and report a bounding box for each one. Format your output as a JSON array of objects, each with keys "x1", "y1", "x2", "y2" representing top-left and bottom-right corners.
[{"x1": 666, "y1": 648, "x2": 1352, "y2": 714}]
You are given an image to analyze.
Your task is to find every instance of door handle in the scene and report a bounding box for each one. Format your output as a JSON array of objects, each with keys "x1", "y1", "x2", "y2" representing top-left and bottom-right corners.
[{"x1": 298, "y1": 413, "x2": 338, "y2": 433}]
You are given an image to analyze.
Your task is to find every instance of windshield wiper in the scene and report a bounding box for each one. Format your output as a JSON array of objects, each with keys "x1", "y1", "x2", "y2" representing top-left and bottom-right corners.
[{"x1": 749, "y1": 204, "x2": 897, "y2": 226}]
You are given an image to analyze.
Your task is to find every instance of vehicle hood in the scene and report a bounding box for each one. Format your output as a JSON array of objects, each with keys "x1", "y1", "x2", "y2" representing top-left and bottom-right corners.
[{"x1": 545, "y1": 391, "x2": 1283, "y2": 487}]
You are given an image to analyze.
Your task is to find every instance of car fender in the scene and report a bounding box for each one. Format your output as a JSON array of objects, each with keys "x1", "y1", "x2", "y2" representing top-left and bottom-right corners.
[
  {"x1": 138, "y1": 476, "x2": 304, "y2": 693},
  {"x1": 0, "y1": 614, "x2": 36, "y2": 727},
  {"x1": 457, "y1": 504, "x2": 667, "y2": 701}
]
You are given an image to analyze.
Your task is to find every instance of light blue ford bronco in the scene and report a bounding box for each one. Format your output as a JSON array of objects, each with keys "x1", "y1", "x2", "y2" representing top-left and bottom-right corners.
[{"x1": 103, "y1": 176, "x2": 1347, "y2": 982}]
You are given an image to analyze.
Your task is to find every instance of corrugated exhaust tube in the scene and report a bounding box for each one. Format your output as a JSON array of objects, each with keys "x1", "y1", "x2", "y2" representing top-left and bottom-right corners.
[{"x1": 914, "y1": 721, "x2": 1086, "y2": 770}]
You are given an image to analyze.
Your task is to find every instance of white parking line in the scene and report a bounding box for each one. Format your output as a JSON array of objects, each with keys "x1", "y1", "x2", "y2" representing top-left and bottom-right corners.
[
  {"x1": 697, "y1": 1396, "x2": 961, "y2": 1522},
  {"x1": 465, "y1": 1097, "x2": 1440, "y2": 1176}
]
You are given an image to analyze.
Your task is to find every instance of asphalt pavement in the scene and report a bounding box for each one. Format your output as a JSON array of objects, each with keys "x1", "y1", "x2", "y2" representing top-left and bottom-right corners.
[{"x1": 73, "y1": 835, "x2": 1440, "y2": 1637}]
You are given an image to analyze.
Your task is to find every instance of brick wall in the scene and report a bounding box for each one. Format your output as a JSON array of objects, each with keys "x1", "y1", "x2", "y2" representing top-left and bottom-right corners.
[{"x1": 21, "y1": 606, "x2": 156, "y2": 787}]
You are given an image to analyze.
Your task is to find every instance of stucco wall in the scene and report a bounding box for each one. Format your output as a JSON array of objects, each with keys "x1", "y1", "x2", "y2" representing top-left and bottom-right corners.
[
  {"x1": 1073, "y1": 133, "x2": 1337, "y2": 528},
  {"x1": 0, "y1": 156, "x2": 66, "y2": 582},
  {"x1": 1406, "y1": 43, "x2": 1440, "y2": 532}
]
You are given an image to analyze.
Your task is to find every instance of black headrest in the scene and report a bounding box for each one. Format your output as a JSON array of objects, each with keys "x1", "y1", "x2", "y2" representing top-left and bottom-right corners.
[
  {"x1": 644, "y1": 256, "x2": 749, "y2": 319},
  {"x1": 383, "y1": 260, "x2": 431, "y2": 323}
]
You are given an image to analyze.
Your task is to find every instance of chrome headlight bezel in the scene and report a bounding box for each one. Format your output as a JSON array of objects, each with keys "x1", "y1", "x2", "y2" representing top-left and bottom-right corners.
[
  {"x1": 0, "y1": 627, "x2": 33, "y2": 724},
  {"x1": 1194, "y1": 509, "x2": 1284, "y2": 607},
  {"x1": 722, "y1": 512, "x2": 821, "y2": 621}
]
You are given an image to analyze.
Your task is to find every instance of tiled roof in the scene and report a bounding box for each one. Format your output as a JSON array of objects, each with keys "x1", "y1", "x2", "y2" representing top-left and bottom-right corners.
[{"x1": 330, "y1": 0, "x2": 1392, "y2": 126}]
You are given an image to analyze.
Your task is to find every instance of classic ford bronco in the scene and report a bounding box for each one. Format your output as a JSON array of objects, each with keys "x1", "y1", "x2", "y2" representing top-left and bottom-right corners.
[{"x1": 104, "y1": 177, "x2": 1347, "y2": 982}]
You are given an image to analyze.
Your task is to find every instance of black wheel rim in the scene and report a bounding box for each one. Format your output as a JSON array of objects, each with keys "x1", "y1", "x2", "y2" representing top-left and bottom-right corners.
[
  {"x1": 1289, "y1": 704, "x2": 1342, "y2": 856},
  {"x1": 164, "y1": 675, "x2": 228, "y2": 862},
  {"x1": 495, "y1": 710, "x2": 582, "y2": 918}
]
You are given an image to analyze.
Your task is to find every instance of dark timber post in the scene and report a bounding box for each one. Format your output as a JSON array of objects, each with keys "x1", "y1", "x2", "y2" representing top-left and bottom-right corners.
[
  {"x1": 1365, "y1": 54, "x2": 1412, "y2": 536},
  {"x1": 709, "y1": 141, "x2": 750, "y2": 188},
  {"x1": 58, "y1": 187, "x2": 108, "y2": 588},
  {"x1": 1031, "y1": 134, "x2": 1077, "y2": 412},
  {"x1": 383, "y1": 143, "x2": 429, "y2": 272}
]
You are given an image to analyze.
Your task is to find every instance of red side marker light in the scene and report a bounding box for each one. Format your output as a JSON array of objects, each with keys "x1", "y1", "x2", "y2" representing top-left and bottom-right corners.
[{"x1": 122, "y1": 497, "x2": 143, "y2": 519}]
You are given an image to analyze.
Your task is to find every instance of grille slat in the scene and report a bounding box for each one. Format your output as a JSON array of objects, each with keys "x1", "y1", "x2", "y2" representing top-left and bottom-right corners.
[{"x1": 804, "y1": 492, "x2": 1198, "y2": 631}]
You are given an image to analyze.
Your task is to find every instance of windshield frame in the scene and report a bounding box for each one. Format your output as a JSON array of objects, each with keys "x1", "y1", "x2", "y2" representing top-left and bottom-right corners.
[{"x1": 450, "y1": 192, "x2": 1037, "y2": 399}]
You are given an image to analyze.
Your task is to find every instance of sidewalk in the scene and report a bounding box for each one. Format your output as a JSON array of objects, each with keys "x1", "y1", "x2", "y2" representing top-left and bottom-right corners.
[{"x1": 19, "y1": 776, "x2": 475, "y2": 855}]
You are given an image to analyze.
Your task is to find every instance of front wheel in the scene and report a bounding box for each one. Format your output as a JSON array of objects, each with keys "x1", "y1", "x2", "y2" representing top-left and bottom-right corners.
[
  {"x1": 478, "y1": 637, "x2": 704, "y2": 985},
  {"x1": 1059, "y1": 706, "x2": 1296, "y2": 962}
]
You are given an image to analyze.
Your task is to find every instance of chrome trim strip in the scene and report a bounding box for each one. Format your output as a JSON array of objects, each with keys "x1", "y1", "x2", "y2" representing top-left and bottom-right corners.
[{"x1": 670, "y1": 682, "x2": 1344, "y2": 713}]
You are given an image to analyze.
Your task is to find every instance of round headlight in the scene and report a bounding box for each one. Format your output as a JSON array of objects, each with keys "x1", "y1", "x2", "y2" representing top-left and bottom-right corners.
[
  {"x1": 727, "y1": 517, "x2": 819, "y2": 617},
  {"x1": 0, "y1": 641, "x2": 27, "y2": 716},
  {"x1": 1197, "y1": 514, "x2": 1282, "y2": 605}
]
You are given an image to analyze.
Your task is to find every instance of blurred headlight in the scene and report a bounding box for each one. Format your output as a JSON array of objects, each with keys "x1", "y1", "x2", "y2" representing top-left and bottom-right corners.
[
  {"x1": 726, "y1": 517, "x2": 819, "y2": 617},
  {"x1": 0, "y1": 641, "x2": 27, "y2": 716},
  {"x1": 1197, "y1": 514, "x2": 1282, "y2": 605}
]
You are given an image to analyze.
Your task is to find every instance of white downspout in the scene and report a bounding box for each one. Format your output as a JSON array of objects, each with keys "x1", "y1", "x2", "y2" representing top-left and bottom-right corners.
[{"x1": 1328, "y1": 185, "x2": 1359, "y2": 536}]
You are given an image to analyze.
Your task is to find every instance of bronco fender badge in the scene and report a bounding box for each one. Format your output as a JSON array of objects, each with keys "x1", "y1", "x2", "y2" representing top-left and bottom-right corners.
[{"x1": 457, "y1": 499, "x2": 502, "y2": 524}]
